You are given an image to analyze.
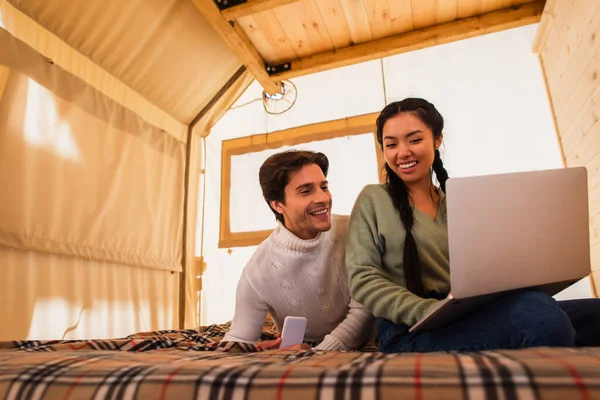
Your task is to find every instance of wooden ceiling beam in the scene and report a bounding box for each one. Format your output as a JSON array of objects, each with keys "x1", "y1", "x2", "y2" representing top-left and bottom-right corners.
[
  {"x1": 220, "y1": 0, "x2": 302, "y2": 21},
  {"x1": 270, "y1": 0, "x2": 546, "y2": 80},
  {"x1": 192, "y1": 0, "x2": 281, "y2": 94}
]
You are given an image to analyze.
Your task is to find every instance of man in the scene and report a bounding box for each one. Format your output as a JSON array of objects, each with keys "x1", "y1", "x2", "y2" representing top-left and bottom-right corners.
[{"x1": 222, "y1": 150, "x2": 373, "y2": 350}]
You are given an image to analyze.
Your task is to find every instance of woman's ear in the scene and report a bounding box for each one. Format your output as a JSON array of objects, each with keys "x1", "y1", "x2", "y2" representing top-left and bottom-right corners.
[{"x1": 435, "y1": 134, "x2": 444, "y2": 150}]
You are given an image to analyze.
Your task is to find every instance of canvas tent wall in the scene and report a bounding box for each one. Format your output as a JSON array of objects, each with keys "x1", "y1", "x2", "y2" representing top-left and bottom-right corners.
[
  {"x1": 0, "y1": 0, "x2": 250, "y2": 339},
  {"x1": 1, "y1": 0, "x2": 598, "y2": 340}
]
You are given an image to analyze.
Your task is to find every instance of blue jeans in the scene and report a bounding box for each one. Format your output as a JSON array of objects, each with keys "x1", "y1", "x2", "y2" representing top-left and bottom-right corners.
[{"x1": 377, "y1": 291, "x2": 600, "y2": 353}]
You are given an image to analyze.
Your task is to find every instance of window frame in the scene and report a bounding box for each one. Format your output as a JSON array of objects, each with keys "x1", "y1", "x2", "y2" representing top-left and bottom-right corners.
[{"x1": 218, "y1": 112, "x2": 385, "y2": 248}]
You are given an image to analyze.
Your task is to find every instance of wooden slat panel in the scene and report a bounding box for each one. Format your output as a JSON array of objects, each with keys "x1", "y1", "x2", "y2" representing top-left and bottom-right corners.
[
  {"x1": 388, "y1": 0, "x2": 414, "y2": 33},
  {"x1": 564, "y1": 117, "x2": 600, "y2": 169},
  {"x1": 457, "y1": 0, "x2": 481, "y2": 18},
  {"x1": 593, "y1": 242, "x2": 600, "y2": 267},
  {"x1": 412, "y1": 0, "x2": 437, "y2": 29},
  {"x1": 540, "y1": 0, "x2": 592, "y2": 68},
  {"x1": 363, "y1": 0, "x2": 394, "y2": 40},
  {"x1": 273, "y1": 0, "x2": 334, "y2": 57},
  {"x1": 591, "y1": 192, "x2": 600, "y2": 295},
  {"x1": 221, "y1": 0, "x2": 303, "y2": 20},
  {"x1": 481, "y1": 0, "x2": 508, "y2": 13},
  {"x1": 544, "y1": 2, "x2": 600, "y2": 109},
  {"x1": 314, "y1": 0, "x2": 353, "y2": 49},
  {"x1": 543, "y1": 0, "x2": 595, "y2": 56},
  {"x1": 589, "y1": 184, "x2": 600, "y2": 221},
  {"x1": 532, "y1": 0, "x2": 558, "y2": 53},
  {"x1": 592, "y1": 211, "x2": 600, "y2": 247},
  {"x1": 302, "y1": 1, "x2": 337, "y2": 52},
  {"x1": 340, "y1": 0, "x2": 374, "y2": 44},
  {"x1": 560, "y1": 84, "x2": 600, "y2": 159},
  {"x1": 250, "y1": 9, "x2": 300, "y2": 63},
  {"x1": 593, "y1": 242, "x2": 600, "y2": 265},
  {"x1": 553, "y1": 47, "x2": 600, "y2": 136},
  {"x1": 543, "y1": 0, "x2": 599, "y2": 80},
  {"x1": 272, "y1": 5, "x2": 316, "y2": 58},
  {"x1": 536, "y1": 9, "x2": 565, "y2": 63},
  {"x1": 591, "y1": 269, "x2": 599, "y2": 296},
  {"x1": 237, "y1": 15, "x2": 280, "y2": 64},
  {"x1": 588, "y1": 150, "x2": 600, "y2": 195},
  {"x1": 583, "y1": 147, "x2": 600, "y2": 215},
  {"x1": 271, "y1": 1, "x2": 544, "y2": 80},
  {"x1": 436, "y1": 0, "x2": 458, "y2": 24}
]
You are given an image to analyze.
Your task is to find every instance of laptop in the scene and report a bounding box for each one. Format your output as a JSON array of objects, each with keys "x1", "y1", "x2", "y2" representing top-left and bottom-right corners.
[{"x1": 409, "y1": 166, "x2": 591, "y2": 333}]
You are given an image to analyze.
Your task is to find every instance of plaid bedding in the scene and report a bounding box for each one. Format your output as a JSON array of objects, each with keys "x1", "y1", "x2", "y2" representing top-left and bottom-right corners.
[{"x1": 1, "y1": 322, "x2": 599, "y2": 400}]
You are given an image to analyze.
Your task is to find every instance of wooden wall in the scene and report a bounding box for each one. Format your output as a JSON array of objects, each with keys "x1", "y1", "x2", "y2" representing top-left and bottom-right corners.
[{"x1": 535, "y1": 0, "x2": 600, "y2": 296}]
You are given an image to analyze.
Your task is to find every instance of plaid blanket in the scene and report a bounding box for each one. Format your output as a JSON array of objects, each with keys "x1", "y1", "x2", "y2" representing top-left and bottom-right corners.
[{"x1": 1, "y1": 322, "x2": 600, "y2": 400}]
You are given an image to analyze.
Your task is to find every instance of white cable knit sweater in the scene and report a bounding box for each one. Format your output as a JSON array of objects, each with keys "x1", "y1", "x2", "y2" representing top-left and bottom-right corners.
[{"x1": 223, "y1": 215, "x2": 373, "y2": 350}]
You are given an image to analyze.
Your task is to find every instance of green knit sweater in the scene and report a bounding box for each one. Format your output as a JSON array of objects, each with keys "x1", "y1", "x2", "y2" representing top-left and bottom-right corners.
[{"x1": 346, "y1": 184, "x2": 451, "y2": 327}]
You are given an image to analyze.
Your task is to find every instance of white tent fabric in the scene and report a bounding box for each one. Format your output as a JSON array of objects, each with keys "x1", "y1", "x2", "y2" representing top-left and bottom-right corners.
[
  {"x1": 0, "y1": 0, "x2": 188, "y2": 141},
  {"x1": 1, "y1": 246, "x2": 178, "y2": 340},
  {"x1": 0, "y1": 29, "x2": 185, "y2": 272},
  {"x1": 0, "y1": 3, "x2": 193, "y2": 339},
  {"x1": 200, "y1": 24, "x2": 593, "y2": 326},
  {"x1": 3, "y1": 0, "x2": 241, "y2": 126}
]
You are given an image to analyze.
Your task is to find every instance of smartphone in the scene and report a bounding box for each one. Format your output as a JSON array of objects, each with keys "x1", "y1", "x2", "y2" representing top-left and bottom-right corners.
[{"x1": 280, "y1": 316, "x2": 307, "y2": 349}]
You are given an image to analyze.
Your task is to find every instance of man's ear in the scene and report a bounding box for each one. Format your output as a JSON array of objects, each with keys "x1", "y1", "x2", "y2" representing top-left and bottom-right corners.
[{"x1": 270, "y1": 200, "x2": 284, "y2": 214}]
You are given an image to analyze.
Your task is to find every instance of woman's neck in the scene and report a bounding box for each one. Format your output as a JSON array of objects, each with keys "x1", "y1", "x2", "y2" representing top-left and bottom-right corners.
[
  {"x1": 406, "y1": 176, "x2": 440, "y2": 219},
  {"x1": 406, "y1": 175, "x2": 438, "y2": 201}
]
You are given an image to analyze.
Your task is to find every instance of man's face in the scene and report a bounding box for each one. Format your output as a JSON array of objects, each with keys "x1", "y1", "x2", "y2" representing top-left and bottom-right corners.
[{"x1": 270, "y1": 163, "x2": 333, "y2": 239}]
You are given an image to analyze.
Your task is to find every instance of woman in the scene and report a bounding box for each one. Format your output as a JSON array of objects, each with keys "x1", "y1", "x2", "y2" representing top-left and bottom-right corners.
[{"x1": 346, "y1": 97, "x2": 600, "y2": 353}]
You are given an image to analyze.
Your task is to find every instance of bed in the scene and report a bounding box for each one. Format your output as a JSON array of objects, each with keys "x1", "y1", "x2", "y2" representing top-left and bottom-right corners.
[{"x1": 1, "y1": 320, "x2": 599, "y2": 400}]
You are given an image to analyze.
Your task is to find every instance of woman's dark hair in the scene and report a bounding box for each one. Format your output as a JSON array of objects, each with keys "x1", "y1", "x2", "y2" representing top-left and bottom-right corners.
[
  {"x1": 376, "y1": 98, "x2": 449, "y2": 297},
  {"x1": 259, "y1": 150, "x2": 329, "y2": 223}
]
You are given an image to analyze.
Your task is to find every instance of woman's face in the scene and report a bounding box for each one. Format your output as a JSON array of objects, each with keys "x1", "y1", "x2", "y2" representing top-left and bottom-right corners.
[{"x1": 381, "y1": 112, "x2": 442, "y2": 187}]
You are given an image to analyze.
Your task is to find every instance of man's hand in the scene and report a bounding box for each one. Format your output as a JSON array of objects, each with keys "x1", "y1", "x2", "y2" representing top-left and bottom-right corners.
[
  {"x1": 282, "y1": 343, "x2": 311, "y2": 351},
  {"x1": 276, "y1": 329, "x2": 310, "y2": 350},
  {"x1": 255, "y1": 337, "x2": 282, "y2": 350},
  {"x1": 255, "y1": 337, "x2": 311, "y2": 351}
]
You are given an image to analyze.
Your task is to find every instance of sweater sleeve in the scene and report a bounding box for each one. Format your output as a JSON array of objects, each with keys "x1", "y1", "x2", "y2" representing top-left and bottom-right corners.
[
  {"x1": 345, "y1": 188, "x2": 439, "y2": 327},
  {"x1": 222, "y1": 270, "x2": 268, "y2": 344},
  {"x1": 315, "y1": 299, "x2": 374, "y2": 350}
]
